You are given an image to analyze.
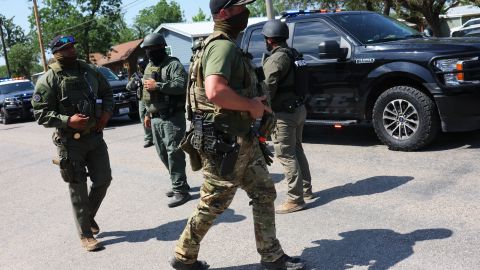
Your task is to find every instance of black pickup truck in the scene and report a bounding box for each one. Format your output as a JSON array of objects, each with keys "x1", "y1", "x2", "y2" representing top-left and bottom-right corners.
[{"x1": 241, "y1": 10, "x2": 480, "y2": 151}]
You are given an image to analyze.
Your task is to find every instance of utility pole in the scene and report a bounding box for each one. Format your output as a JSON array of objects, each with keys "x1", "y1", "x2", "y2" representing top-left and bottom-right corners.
[
  {"x1": 0, "y1": 18, "x2": 12, "y2": 77},
  {"x1": 32, "y1": 0, "x2": 48, "y2": 71},
  {"x1": 266, "y1": 0, "x2": 274, "y2": 20}
]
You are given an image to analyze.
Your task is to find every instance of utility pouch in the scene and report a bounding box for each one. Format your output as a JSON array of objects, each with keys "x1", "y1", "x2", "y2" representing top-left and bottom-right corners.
[
  {"x1": 60, "y1": 97, "x2": 75, "y2": 116},
  {"x1": 59, "y1": 158, "x2": 76, "y2": 183},
  {"x1": 179, "y1": 128, "x2": 202, "y2": 171},
  {"x1": 216, "y1": 139, "x2": 240, "y2": 177}
]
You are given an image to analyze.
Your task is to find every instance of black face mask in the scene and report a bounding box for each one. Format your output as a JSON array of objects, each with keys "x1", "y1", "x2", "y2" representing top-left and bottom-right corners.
[{"x1": 145, "y1": 48, "x2": 167, "y2": 65}]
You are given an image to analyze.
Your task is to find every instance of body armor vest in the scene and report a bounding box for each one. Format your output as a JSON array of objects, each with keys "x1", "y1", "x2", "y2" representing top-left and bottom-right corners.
[
  {"x1": 142, "y1": 57, "x2": 184, "y2": 114},
  {"x1": 50, "y1": 61, "x2": 98, "y2": 129},
  {"x1": 187, "y1": 31, "x2": 259, "y2": 136}
]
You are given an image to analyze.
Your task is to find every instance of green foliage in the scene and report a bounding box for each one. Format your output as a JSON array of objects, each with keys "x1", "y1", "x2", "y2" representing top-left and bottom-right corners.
[
  {"x1": 7, "y1": 43, "x2": 38, "y2": 78},
  {"x1": 0, "y1": 65, "x2": 8, "y2": 77},
  {"x1": 0, "y1": 14, "x2": 28, "y2": 57},
  {"x1": 192, "y1": 8, "x2": 210, "y2": 22},
  {"x1": 29, "y1": 0, "x2": 123, "y2": 62},
  {"x1": 133, "y1": 0, "x2": 183, "y2": 37}
]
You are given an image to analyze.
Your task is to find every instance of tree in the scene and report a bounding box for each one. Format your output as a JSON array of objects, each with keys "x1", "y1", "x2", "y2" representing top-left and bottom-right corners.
[
  {"x1": 7, "y1": 43, "x2": 38, "y2": 78},
  {"x1": 396, "y1": 0, "x2": 467, "y2": 36},
  {"x1": 0, "y1": 14, "x2": 27, "y2": 57},
  {"x1": 192, "y1": 8, "x2": 210, "y2": 22},
  {"x1": 112, "y1": 15, "x2": 140, "y2": 44},
  {"x1": 133, "y1": 0, "x2": 183, "y2": 37},
  {"x1": 29, "y1": 0, "x2": 123, "y2": 62}
]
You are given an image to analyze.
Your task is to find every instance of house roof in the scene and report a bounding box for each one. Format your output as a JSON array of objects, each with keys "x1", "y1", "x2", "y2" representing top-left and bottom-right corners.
[
  {"x1": 154, "y1": 17, "x2": 270, "y2": 38},
  {"x1": 442, "y1": 5, "x2": 480, "y2": 18},
  {"x1": 89, "y1": 39, "x2": 143, "y2": 66}
]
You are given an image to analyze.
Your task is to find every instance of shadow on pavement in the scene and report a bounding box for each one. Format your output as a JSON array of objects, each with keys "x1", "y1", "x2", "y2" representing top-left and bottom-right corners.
[
  {"x1": 97, "y1": 208, "x2": 246, "y2": 246},
  {"x1": 301, "y1": 228, "x2": 453, "y2": 269},
  {"x1": 209, "y1": 228, "x2": 452, "y2": 270},
  {"x1": 307, "y1": 176, "x2": 413, "y2": 210},
  {"x1": 425, "y1": 130, "x2": 480, "y2": 151}
]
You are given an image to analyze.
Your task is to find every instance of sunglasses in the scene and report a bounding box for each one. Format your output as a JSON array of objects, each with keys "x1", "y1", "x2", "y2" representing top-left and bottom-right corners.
[{"x1": 55, "y1": 36, "x2": 75, "y2": 46}]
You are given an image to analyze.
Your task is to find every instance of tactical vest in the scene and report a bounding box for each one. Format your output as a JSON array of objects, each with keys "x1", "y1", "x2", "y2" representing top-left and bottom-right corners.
[
  {"x1": 50, "y1": 61, "x2": 99, "y2": 129},
  {"x1": 142, "y1": 57, "x2": 185, "y2": 114},
  {"x1": 187, "y1": 31, "x2": 258, "y2": 136},
  {"x1": 273, "y1": 47, "x2": 309, "y2": 98}
]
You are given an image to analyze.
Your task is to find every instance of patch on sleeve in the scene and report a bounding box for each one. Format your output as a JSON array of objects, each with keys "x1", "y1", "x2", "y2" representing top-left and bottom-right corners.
[{"x1": 32, "y1": 94, "x2": 41, "y2": 102}]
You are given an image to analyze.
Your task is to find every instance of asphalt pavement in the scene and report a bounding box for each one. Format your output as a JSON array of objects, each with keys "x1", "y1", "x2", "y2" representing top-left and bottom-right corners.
[{"x1": 1, "y1": 116, "x2": 479, "y2": 270}]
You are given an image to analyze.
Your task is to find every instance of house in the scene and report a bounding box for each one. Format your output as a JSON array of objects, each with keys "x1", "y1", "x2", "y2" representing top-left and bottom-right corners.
[
  {"x1": 89, "y1": 39, "x2": 145, "y2": 77},
  {"x1": 440, "y1": 5, "x2": 480, "y2": 36},
  {"x1": 153, "y1": 17, "x2": 269, "y2": 64}
]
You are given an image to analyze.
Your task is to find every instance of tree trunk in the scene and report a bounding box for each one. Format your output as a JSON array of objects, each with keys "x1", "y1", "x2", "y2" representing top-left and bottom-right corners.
[{"x1": 383, "y1": 0, "x2": 392, "y2": 15}]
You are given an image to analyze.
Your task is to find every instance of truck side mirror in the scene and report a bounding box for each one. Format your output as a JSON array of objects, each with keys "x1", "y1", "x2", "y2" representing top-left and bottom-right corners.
[{"x1": 318, "y1": 40, "x2": 348, "y2": 61}]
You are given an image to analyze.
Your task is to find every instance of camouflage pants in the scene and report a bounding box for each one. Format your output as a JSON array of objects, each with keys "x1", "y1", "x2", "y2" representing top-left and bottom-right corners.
[
  {"x1": 272, "y1": 105, "x2": 312, "y2": 203},
  {"x1": 174, "y1": 136, "x2": 284, "y2": 263},
  {"x1": 55, "y1": 132, "x2": 112, "y2": 238}
]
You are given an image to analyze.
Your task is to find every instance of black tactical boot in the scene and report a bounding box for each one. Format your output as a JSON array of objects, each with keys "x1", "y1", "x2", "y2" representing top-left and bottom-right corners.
[
  {"x1": 261, "y1": 254, "x2": 305, "y2": 270},
  {"x1": 168, "y1": 192, "x2": 191, "y2": 208},
  {"x1": 169, "y1": 257, "x2": 209, "y2": 270},
  {"x1": 143, "y1": 141, "x2": 154, "y2": 148}
]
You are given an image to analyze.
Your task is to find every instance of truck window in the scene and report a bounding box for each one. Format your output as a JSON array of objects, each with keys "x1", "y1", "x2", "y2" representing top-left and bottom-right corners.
[
  {"x1": 292, "y1": 20, "x2": 341, "y2": 62},
  {"x1": 246, "y1": 28, "x2": 265, "y2": 66}
]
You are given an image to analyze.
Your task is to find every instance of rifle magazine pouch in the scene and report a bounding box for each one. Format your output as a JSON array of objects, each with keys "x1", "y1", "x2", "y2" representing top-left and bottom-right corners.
[{"x1": 179, "y1": 129, "x2": 202, "y2": 171}]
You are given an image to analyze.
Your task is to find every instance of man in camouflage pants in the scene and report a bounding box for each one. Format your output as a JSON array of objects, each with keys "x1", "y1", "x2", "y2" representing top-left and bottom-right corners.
[{"x1": 169, "y1": 1, "x2": 305, "y2": 269}]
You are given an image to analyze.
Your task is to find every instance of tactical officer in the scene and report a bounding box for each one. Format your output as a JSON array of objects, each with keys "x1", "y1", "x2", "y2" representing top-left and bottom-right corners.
[
  {"x1": 141, "y1": 33, "x2": 191, "y2": 207},
  {"x1": 31, "y1": 35, "x2": 113, "y2": 251},
  {"x1": 169, "y1": 1, "x2": 305, "y2": 269},
  {"x1": 126, "y1": 57, "x2": 154, "y2": 148},
  {"x1": 261, "y1": 20, "x2": 314, "y2": 214}
]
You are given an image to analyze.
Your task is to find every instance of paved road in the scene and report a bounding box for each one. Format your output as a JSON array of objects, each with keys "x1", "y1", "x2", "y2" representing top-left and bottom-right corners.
[{"x1": 1, "y1": 117, "x2": 479, "y2": 270}]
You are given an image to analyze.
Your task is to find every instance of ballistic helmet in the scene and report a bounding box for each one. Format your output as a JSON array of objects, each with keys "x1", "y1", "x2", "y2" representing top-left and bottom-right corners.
[
  {"x1": 141, "y1": 33, "x2": 167, "y2": 48},
  {"x1": 261, "y1": 20, "x2": 289, "y2": 39}
]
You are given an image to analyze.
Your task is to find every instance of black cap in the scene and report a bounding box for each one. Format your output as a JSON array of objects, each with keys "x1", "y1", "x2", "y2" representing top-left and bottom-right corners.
[
  {"x1": 210, "y1": 0, "x2": 256, "y2": 14},
  {"x1": 49, "y1": 35, "x2": 76, "y2": 54}
]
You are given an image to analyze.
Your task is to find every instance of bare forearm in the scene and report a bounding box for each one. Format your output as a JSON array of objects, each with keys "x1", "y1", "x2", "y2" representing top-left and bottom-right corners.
[{"x1": 208, "y1": 84, "x2": 255, "y2": 111}]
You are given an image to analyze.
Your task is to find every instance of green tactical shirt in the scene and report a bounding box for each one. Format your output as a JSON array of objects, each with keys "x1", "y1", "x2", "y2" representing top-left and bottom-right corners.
[
  {"x1": 202, "y1": 39, "x2": 245, "y2": 95},
  {"x1": 262, "y1": 45, "x2": 297, "y2": 111},
  {"x1": 142, "y1": 56, "x2": 187, "y2": 113},
  {"x1": 32, "y1": 60, "x2": 113, "y2": 129}
]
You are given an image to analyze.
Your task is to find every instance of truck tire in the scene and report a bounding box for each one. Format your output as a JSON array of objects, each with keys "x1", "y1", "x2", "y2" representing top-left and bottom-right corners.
[
  {"x1": 372, "y1": 86, "x2": 439, "y2": 151},
  {"x1": 1, "y1": 108, "x2": 11, "y2": 125}
]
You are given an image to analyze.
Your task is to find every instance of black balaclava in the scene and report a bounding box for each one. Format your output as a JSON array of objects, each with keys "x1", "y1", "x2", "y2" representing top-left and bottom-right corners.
[
  {"x1": 146, "y1": 47, "x2": 167, "y2": 65},
  {"x1": 213, "y1": 8, "x2": 250, "y2": 39}
]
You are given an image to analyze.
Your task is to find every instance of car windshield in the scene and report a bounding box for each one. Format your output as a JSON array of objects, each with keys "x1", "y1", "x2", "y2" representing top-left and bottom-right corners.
[
  {"x1": 332, "y1": 13, "x2": 422, "y2": 44},
  {"x1": 0, "y1": 81, "x2": 35, "y2": 95},
  {"x1": 97, "y1": 67, "x2": 120, "y2": 81},
  {"x1": 464, "y1": 19, "x2": 480, "y2": 27}
]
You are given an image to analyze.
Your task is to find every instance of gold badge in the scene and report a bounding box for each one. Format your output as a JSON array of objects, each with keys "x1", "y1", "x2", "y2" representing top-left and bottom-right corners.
[{"x1": 73, "y1": 132, "x2": 81, "y2": 139}]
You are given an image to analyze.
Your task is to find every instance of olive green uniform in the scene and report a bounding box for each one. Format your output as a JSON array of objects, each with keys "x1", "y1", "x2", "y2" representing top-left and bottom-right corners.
[
  {"x1": 263, "y1": 45, "x2": 313, "y2": 203},
  {"x1": 174, "y1": 31, "x2": 284, "y2": 264},
  {"x1": 126, "y1": 73, "x2": 153, "y2": 144},
  {"x1": 32, "y1": 60, "x2": 113, "y2": 238},
  {"x1": 142, "y1": 57, "x2": 189, "y2": 193}
]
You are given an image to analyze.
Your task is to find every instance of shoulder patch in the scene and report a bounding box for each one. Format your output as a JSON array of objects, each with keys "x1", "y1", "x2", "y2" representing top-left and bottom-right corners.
[{"x1": 32, "y1": 94, "x2": 41, "y2": 102}]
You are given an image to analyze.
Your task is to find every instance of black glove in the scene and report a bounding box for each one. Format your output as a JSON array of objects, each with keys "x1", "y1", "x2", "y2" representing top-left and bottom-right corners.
[{"x1": 259, "y1": 142, "x2": 274, "y2": 166}]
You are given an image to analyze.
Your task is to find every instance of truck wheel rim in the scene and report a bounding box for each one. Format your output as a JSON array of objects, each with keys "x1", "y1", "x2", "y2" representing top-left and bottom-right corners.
[{"x1": 382, "y1": 99, "x2": 419, "y2": 140}]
